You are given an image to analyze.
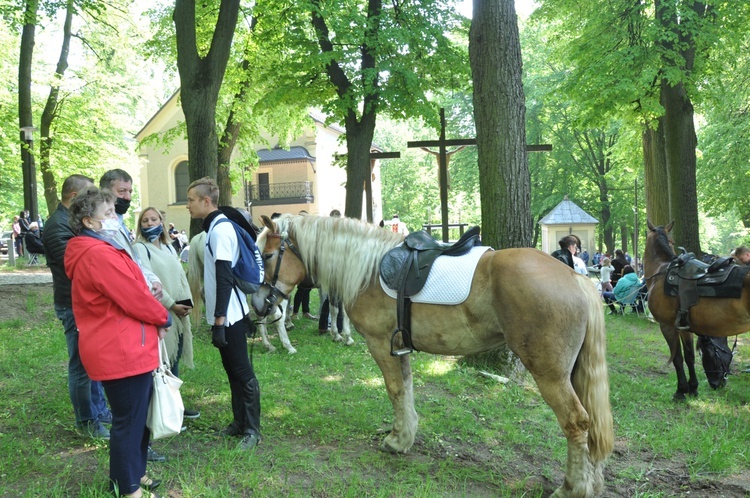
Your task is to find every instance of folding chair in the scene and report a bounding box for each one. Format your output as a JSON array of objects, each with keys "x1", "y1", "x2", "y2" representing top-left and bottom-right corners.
[
  {"x1": 27, "y1": 251, "x2": 42, "y2": 266},
  {"x1": 617, "y1": 284, "x2": 648, "y2": 317}
]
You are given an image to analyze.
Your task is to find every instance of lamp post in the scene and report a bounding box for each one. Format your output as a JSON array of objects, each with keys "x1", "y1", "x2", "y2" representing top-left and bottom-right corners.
[{"x1": 20, "y1": 125, "x2": 38, "y2": 223}]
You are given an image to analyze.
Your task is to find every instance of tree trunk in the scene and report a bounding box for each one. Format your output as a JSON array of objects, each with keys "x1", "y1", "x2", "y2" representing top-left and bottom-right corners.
[
  {"x1": 466, "y1": 0, "x2": 528, "y2": 376},
  {"x1": 218, "y1": 113, "x2": 241, "y2": 207},
  {"x1": 39, "y1": 0, "x2": 73, "y2": 217},
  {"x1": 469, "y1": 0, "x2": 530, "y2": 249},
  {"x1": 642, "y1": 118, "x2": 670, "y2": 226},
  {"x1": 174, "y1": 0, "x2": 241, "y2": 236},
  {"x1": 18, "y1": 0, "x2": 38, "y2": 221},
  {"x1": 343, "y1": 111, "x2": 376, "y2": 218},
  {"x1": 662, "y1": 79, "x2": 701, "y2": 254}
]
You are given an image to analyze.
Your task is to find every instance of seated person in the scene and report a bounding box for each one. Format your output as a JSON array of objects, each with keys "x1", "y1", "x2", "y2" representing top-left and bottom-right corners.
[
  {"x1": 603, "y1": 265, "x2": 645, "y2": 314},
  {"x1": 24, "y1": 221, "x2": 45, "y2": 255}
]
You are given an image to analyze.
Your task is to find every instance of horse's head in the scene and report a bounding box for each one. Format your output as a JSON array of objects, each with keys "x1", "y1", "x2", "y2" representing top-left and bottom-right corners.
[
  {"x1": 646, "y1": 219, "x2": 676, "y2": 261},
  {"x1": 251, "y1": 214, "x2": 307, "y2": 317}
]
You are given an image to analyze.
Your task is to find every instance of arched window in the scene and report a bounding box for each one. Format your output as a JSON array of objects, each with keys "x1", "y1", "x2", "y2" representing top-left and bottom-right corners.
[{"x1": 174, "y1": 161, "x2": 189, "y2": 203}]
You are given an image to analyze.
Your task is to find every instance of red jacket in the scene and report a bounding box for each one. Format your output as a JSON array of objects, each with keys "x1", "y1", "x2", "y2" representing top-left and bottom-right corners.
[{"x1": 65, "y1": 235, "x2": 169, "y2": 381}]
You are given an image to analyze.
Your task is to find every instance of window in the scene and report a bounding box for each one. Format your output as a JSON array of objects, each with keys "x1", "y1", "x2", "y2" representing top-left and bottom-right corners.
[{"x1": 174, "y1": 161, "x2": 189, "y2": 203}]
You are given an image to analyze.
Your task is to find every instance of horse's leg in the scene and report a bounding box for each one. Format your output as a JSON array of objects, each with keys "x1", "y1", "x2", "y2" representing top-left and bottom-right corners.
[
  {"x1": 272, "y1": 305, "x2": 297, "y2": 354},
  {"x1": 364, "y1": 336, "x2": 418, "y2": 452},
  {"x1": 330, "y1": 303, "x2": 344, "y2": 343},
  {"x1": 339, "y1": 308, "x2": 354, "y2": 346},
  {"x1": 659, "y1": 323, "x2": 690, "y2": 400},
  {"x1": 283, "y1": 298, "x2": 294, "y2": 330},
  {"x1": 681, "y1": 331, "x2": 699, "y2": 396},
  {"x1": 256, "y1": 316, "x2": 276, "y2": 353},
  {"x1": 528, "y1": 368, "x2": 596, "y2": 498}
]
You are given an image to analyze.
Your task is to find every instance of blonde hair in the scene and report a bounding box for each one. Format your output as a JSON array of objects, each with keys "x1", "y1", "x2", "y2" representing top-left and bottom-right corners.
[
  {"x1": 136, "y1": 207, "x2": 172, "y2": 246},
  {"x1": 601, "y1": 257, "x2": 611, "y2": 266}
]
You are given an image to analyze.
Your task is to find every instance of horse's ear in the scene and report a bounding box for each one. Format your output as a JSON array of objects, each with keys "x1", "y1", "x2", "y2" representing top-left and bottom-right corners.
[
  {"x1": 647, "y1": 220, "x2": 656, "y2": 231},
  {"x1": 665, "y1": 220, "x2": 675, "y2": 232},
  {"x1": 260, "y1": 215, "x2": 275, "y2": 231}
]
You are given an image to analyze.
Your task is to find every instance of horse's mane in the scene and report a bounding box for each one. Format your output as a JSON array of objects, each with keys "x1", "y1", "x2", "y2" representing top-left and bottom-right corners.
[{"x1": 275, "y1": 214, "x2": 404, "y2": 308}]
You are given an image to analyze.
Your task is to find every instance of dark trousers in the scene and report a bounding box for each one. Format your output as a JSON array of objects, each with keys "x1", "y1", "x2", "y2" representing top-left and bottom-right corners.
[
  {"x1": 318, "y1": 298, "x2": 344, "y2": 331},
  {"x1": 102, "y1": 371, "x2": 152, "y2": 495},
  {"x1": 219, "y1": 318, "x2": 261, "y2": 436},
  {"x1": 293, "y1": 287, "x2": 311, "y2": 314}
]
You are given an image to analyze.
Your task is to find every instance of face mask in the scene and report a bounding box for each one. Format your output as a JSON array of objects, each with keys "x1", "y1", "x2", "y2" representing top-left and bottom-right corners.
[
  {"x1": 114, "y1": 197, "x2": 131, "y2": 215},
  {"x1": 142, "y1": 224, "x2": 163, "y2": 242},
  {"x1": 93, "y1": 218, "x2": 121, "y2": 239}
]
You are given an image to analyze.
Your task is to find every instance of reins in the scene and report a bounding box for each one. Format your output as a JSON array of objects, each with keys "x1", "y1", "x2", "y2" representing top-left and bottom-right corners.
[{"x1": 262, "y1": 232, "x2": 305, "y2": 313}]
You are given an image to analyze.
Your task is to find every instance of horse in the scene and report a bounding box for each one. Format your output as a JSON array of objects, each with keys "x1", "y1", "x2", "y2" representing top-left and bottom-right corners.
[
  {"x1": 643, "y1": 220, "x2": 750, "y2": 398},
  {"x1": 187, "y1": 231, "x2": 297, "y2": 354},
  {"x1": 251, "y1": 214, "x2": 613, "y2": 498}
]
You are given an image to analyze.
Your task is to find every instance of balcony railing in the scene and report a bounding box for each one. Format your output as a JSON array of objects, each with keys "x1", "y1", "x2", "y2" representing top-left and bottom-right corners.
[{"x1": 245, "y1": 181, "x2": 314, "y2": 205}]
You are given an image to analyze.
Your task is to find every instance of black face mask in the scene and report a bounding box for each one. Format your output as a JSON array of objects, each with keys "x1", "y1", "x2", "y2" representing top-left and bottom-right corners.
[{"x1": 115, "y1": 197, "x2": 131, "y2": 215}]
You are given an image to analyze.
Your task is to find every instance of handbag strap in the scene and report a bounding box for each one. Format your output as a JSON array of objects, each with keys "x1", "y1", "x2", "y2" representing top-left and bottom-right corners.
[{"x1": 157, "y1": 338, "x2": 170, "y2": 370}]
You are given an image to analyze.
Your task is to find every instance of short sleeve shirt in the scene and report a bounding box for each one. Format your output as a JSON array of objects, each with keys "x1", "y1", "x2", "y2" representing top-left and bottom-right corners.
[{"x1": 203, "y1": 213, "x2": 249, "y2": 326}]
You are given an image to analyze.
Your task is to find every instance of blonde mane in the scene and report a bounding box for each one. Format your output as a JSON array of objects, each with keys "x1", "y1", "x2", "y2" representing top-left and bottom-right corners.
[{"x1": 275, "y1": 214, "x2": 403, "y2": 308}]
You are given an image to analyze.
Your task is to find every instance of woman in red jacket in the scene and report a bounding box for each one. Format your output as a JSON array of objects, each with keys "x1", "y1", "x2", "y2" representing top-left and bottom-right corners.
[{"x1": 66, "y1": 187, "x2": 171, "y2": 498}]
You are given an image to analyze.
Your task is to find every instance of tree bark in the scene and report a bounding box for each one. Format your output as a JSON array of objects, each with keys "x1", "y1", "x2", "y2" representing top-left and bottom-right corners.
[
  {"x1": 466, "y1": 0, "x2": 528, "y2": 375},
  {"x1": 39, "y1": 0, "x2": 74, "y2": 216},
  {"x1": 174, "y1": 0, "x2": 240, "y2": 236},
  {"x1": 469, "y1": 0, "x2": 530, "y2": 249},
  {"x1": 19, "y1": 0, "x2": 38, "y2": 221},
  {"x1": 642, "y1": 118, "x2": 670, "y2": 227}
]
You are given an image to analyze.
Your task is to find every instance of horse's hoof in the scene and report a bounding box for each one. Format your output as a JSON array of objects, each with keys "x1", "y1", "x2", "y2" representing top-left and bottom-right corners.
[
  {"x1": 673, "y1": 392, "x2": 687, "y2": 401},
  {"x1": 266, "y1": 345, "x2": 277, "y2": 353},
  {"x1": 344, "y1": 338, "x2": 354, "y2": 346},
  {"x1": 287, "y1": 347, "x2": 297, "y2": 354}
]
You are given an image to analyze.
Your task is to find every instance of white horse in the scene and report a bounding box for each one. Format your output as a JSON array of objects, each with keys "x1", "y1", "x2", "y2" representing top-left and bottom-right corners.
[{"x1": 187, "y1": 231, "x2": 296, "y2": 354}]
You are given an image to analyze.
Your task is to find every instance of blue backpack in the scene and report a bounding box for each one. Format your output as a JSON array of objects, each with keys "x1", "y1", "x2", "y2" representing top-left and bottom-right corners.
[{"x1": 207, "y1": 217, "x2": 265, "y2": 294}]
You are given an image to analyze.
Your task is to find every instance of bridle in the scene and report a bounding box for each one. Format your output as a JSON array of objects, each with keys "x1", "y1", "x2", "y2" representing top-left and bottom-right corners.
[{"x1": 261, "y1": 231, "x2": 304, "y2": 314}]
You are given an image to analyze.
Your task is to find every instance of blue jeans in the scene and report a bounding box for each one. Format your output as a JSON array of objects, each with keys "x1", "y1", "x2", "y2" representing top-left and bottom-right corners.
[{"x1": 56, "y1": 306, "x2": 109, "y2": 425}]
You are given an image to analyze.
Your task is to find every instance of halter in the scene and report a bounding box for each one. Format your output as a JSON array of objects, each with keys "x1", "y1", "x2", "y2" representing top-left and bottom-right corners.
[{"x1": 262, "y1": 231, "x2": 304, "y2": 313}]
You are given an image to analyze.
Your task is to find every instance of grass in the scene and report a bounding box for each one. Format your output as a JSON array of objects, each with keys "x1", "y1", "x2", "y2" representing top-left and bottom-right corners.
[{"x1": 1, "y1": 286, "x2": 749, "y2": 497}]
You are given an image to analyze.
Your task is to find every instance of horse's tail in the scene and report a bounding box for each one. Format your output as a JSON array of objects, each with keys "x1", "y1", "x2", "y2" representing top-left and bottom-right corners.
[
  {"x1": 572, "y1": 276, "x2": 614, "y2": 464},
  {"x1": 187, "y1": 231, "x2": 205, "y2": 326}
]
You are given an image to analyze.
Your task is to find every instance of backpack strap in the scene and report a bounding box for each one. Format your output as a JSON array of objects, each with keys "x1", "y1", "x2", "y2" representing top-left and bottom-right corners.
[
  {"x1": 137, "y1": 241, "x2": 152, "y2": 261},
  {"x1": 206, "y1": 217, "x2": 248, "y2": 317}
]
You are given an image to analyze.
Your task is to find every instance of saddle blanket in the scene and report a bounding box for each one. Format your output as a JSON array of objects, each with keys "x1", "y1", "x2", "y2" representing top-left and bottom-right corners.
[{"x1": 379, "y1": 246, "x2": 491, "y2": 305}]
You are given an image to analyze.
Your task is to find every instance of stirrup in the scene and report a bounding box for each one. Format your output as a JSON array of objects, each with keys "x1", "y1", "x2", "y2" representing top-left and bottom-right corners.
[{"x1": 390, "y1": 328, "x2": 414, "y2": 357}]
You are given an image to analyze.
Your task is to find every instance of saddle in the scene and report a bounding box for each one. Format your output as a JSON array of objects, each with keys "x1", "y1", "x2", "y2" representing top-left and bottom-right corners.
[
  {"x1": 380, "y1": 226, "x2": 481, "y2": 356},
  {"x1": 664, "y1": 248, "x2": 750, "y2": 330}
]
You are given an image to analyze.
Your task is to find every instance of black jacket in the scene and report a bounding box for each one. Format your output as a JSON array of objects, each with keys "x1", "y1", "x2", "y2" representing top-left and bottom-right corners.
[
  {"x1": 42, "y1": 203, "x2": 75, "y2": 307},
  {"x1": 551, "y1": 248, "x2": 575, "y2": 269}
]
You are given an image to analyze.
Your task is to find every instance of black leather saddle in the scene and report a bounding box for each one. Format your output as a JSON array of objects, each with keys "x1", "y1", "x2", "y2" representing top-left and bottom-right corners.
[
  {"x1": 664, "y1": 249, "x2": 749, "y2": 330},
  {"x1": 379, "y1": 226, "x2": 481, "y2": 356}
]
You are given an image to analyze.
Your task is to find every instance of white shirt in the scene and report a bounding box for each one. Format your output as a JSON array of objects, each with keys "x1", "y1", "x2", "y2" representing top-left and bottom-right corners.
[
  {"x1": 573, "y1": 255, "x2": 588, "y2": 275},
  {"x1": 203, "y1": 214, "x2": 248, "y2": 326}
]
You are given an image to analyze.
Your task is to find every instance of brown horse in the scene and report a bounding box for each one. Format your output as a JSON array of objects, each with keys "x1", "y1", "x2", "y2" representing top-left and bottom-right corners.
[
  {"x1": 644, "y1": 220, "x2": 750, "y2": 399},
  {"x1": 252, "y1": 214, "x2": 613, "y2": 497}
]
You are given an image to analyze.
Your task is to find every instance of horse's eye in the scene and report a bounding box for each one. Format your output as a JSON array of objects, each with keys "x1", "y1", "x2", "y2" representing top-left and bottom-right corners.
[{"x1": 262, "y1": 253, "x2": 273, "y2": 261}]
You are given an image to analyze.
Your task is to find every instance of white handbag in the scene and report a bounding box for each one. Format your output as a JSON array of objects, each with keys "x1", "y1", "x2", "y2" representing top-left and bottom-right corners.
[{"x1": 146, "y1": 338, "x2": 184, "y2": 440}]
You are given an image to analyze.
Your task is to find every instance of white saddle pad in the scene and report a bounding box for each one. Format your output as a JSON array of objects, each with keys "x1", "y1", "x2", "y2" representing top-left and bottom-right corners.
[{"x1": 379, "y1": 246, "x2": 492, "y2": 305}]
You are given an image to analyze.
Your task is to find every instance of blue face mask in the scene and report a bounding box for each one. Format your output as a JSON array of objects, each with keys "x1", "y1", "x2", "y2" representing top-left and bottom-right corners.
[{"x1": 142, "y1": 225, "x2": 163, "y2": 242}]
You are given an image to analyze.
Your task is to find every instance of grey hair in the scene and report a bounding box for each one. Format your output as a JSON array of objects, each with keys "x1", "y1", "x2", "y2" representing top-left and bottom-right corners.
[{"x1": 69, "y1": 186, "x2": 115, "y2": 234}]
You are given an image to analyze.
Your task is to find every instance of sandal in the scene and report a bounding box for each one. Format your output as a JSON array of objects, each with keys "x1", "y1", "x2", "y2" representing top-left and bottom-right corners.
[{"x1": 140, "y1": 476, "x2": 161, "y2": 492}]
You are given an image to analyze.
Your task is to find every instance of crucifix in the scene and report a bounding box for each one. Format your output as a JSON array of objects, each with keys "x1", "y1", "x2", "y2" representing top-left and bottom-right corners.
[{"x1": 407, "y1": 108, "x2": 552, "y2": 242}]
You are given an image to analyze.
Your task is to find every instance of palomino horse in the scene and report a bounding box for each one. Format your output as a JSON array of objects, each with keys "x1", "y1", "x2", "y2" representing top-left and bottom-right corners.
[
  {"x1": 252, "y1": 214, "x2": 613, "y2": 498},
  {"x1": 187, "y1": 232, "x2": 296, "y2": 354},
  {"x1": 644, "y1": 221, "x2": 750, "y2": 398}
]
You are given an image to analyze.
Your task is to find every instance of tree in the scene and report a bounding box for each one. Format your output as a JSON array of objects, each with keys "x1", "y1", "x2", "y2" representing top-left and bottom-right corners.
[
  {"x1": 18, "y1": 0, "x2": 38, "y2": 220},
  {"x1": 173, "y1": 0, "x2": 240, "y2": 233},
  {"x1": 469, "y1": 0, "x2": 530, "y2": 249},
  {"x1": 260, "y1": 0, "x2": 467, "y2": 220}
]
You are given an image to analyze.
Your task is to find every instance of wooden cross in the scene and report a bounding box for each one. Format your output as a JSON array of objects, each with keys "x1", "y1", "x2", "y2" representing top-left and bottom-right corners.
[{"x1": 408, "y1": 108, "x2": 552, "y2": 242}]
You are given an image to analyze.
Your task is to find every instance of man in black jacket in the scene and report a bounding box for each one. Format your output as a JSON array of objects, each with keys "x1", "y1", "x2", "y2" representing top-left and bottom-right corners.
[{"x1": 42, "y1": 174, "x2": 112, "y2": 439}]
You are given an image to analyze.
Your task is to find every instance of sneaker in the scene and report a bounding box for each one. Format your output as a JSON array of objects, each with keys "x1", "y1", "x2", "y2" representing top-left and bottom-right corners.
[
  {"x1": 290, "y1": 313, "x2": 298, "y2": 321},
  {"x1": 183, "y1": 409, "x2": 201, "y2": 419},
  {"x1": 216, "y1": 422, "x2": 243, "y2": 438},
  {"x1": 303, "y1": 312, "x2": 318, "y2": 320},
  {"x1": 80, "y1": 420, "x2": 110, "y2": 440},
  {"x1": 147, "y1": 446, "x2": 166, "y2": 463},
  {"x1": 238, "y1": 432, "x2": 260, "y2": 450}
]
